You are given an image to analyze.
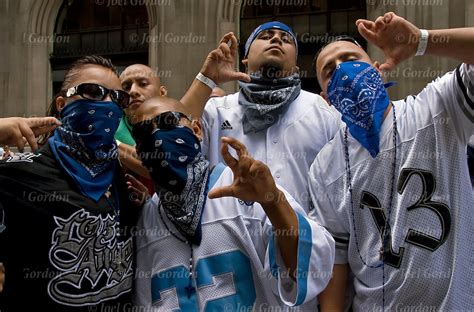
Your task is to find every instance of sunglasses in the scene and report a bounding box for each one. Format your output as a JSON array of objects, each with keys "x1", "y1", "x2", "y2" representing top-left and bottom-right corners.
[
  {"x1": 132, "y1": 111, "x2": 192, "y2": 143},
  {"x1": 65, "y1": 83, "x2": 130, "y2": 109}
]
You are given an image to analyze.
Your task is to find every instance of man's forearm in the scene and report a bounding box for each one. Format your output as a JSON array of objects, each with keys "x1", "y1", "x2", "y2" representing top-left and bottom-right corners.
[
  {"x1": 318, "y1": 264, "x2": 349, "y2": 312},
  {"x1": 118, "y1": 144, "x2": 151, "y2": 179},
  {"x1": 180, "y1": 78, "x2": 212, "y2": 120},
  {"x1": 426, "y1": 28, "x2": 474, "y2": 64},
  {"x1": 261, "y1": 190, "x2": 299, "y2": 278}
]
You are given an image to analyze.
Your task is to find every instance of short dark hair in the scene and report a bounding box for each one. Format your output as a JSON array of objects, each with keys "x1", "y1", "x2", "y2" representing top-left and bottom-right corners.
[
  {"x1": 46, "y1": 55, "x2": 118, "y2": 119},
  {"x1": 312, "y1": 35, "x2": 363, "y2": 72},
  {"x1": 60, "y1": 55, "x2": 118, "y2": 92}
]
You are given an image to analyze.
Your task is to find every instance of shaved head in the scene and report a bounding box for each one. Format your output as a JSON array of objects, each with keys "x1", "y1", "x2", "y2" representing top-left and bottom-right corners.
[
  {"x1": 129, "y1": 96, "x2": 189, "y2": 125},
  {"x1": 120, "y1": 64, "x2": 167, "y2": 116},
  {"x1": 130, "y1": 96, "x2": 202, "y2": 142},
  {"x1": 120, "y1": 64, "x2": 159, "y2": 81}
]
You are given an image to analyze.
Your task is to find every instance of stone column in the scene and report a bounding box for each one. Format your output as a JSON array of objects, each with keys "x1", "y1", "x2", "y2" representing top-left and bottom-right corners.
[
  {"x1": 0, "y1": 0, "x2": 62, "y2": 118},
  {"x1": 466, "y1": 0, "x2": 474, "y2": 26},
  {"x1": 148, "y1": 0, "x2": 220, "y2": 99}
]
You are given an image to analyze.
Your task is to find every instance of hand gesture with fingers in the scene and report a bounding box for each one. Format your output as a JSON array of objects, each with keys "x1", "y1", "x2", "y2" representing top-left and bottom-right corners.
[
  {"x1": 200, "y1": 32, "x2": 251, "y2": 85},
  {"x1": 208, "y1": 137, "x2": 281, "y2": 206},
  {"x1": 0, "y1": 117, "x2": 61, "y2": 152},
  {"x1": 126, "y1": 174, "x2": 150, "y2": 207},
  {"x1": 356, "y1": 12, "x2": 420, "y2": 71}
]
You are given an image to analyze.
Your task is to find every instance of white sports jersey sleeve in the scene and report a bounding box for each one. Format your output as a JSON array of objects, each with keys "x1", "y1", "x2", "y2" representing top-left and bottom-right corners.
[
  {"x1": 308, "y1": 162, "x2": 349, "y2": 265},
  {"x1": 263, "y1": 187, "x2": 335, "y2": 307},
  {"x1": 419, "y1": 63, "x2": 474, "y2": 143}
]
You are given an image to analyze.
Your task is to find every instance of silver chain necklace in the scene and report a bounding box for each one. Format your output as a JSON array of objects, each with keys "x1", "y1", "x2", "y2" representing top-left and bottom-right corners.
[{"x1": 344, "y1": 102, "x2": 398, "y2": 309}]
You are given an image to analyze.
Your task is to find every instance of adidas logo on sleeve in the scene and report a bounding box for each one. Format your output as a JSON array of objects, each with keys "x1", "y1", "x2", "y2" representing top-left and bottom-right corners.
[{"x1": 220, "y1": 120, "x2": 233, "y2": 130}]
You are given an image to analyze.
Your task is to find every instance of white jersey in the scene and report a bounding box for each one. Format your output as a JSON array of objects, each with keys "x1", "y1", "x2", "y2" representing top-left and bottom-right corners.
[
  {"x1": 202, "y1": 90, "x2": 340, "y2": 212},
  {"x1": 308, "y1": 63, "x2": 474, "y2": 310},
  {"x1": 135, "y1": 164, "x2": 335, "y2": 311}
]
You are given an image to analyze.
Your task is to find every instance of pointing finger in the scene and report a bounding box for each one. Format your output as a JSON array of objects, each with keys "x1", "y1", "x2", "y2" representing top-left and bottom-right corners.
[{"x1": 208, "y1": 186, "x2": 234, "y2": 199}]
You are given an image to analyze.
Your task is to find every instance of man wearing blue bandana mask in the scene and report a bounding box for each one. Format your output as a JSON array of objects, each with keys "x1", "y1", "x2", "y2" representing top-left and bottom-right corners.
[
  {"x1": 200, "y1": 21, "x2": 341, "y2": 213},
  {"x1": 0, "y1": 56, "x2": 141, "y2": 311},
  {"x1": 327, "y1": 61, "x2": 394, "y2": 157},
  {"x1": 49, "y1": 98, "x2": 123, "y2": 201},
  {"x1": 131, "y1": 96, "x2": 335, "y2": 311},
  {"x1": 309, "y1": 12, "x2": 474, "y2": 311}
]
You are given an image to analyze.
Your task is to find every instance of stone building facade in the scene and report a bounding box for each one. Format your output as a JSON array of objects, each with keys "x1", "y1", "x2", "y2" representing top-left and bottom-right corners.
[{"x1": 0, "y1": 0, "x2": 472, "y2": 117}]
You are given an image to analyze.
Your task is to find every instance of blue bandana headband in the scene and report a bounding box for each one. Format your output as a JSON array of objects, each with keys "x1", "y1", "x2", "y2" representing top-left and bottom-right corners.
[
  {"x1": 327, "y1": 61, "x2": 395, "y2": 157},
  {"x1": 244, "y1": 21, "x2": 298, "y2": 59}
]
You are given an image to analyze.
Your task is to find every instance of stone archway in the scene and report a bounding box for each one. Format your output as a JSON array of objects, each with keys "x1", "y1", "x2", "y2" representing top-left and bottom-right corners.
[{"x1": 21, "y1": 0, "x2": 158, "y2": 117}]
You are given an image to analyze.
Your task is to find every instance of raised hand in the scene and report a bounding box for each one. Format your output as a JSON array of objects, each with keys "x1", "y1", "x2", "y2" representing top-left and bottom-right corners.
[
  {"x1": 209, "y1": 136, "x2": 300, "y2": 277},
  {"x1": 0, "y1": 117, "x2": 61, "y2": 152},
  {"x1": 208, "y1": 136, "x2": 281, "y2": 206},
  {"x1": 356, "y1": 12, "x2": 420, "y2": 71},
  {"x1": 200, "y1": 32, "x2": 251, "y2": 84},
  {"x1": 125, "y1": 174, "x2": 150, "y2": 207}
]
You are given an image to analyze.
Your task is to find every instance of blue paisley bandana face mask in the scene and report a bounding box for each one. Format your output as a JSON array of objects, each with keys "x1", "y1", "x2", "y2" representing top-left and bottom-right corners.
[
  {"x1": 327, "y1": 61, "x2": 393, "y2": 157},
  {"x1": 49, "y1": 99, "x2": 123, "y2": 201},
  {"x1": 136, "y1": 125, "x2": 210, "y2": 245}
]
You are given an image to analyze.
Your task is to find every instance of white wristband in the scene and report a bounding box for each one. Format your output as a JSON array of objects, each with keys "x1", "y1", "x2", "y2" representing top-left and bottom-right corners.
[
  {"x1": 415, "y1": 29, "x2": 429, "y2": 56},
  {"x1": 196, "y1": 72, "x2": 217, "y2": 90}
]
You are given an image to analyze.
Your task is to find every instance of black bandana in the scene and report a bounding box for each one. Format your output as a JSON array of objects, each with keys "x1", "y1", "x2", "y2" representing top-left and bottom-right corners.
[
  {"x1": 238, "y1": 72, "x2": 301, "y2": 133},
  {"x1": 137, "y1": 126, "x2": 209, "y2": 245}
]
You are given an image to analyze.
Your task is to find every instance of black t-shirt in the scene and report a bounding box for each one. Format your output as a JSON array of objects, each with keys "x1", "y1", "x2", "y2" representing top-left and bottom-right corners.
[{"x1": 0, "y1": 144, "x2": 139, "y2": 311}]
